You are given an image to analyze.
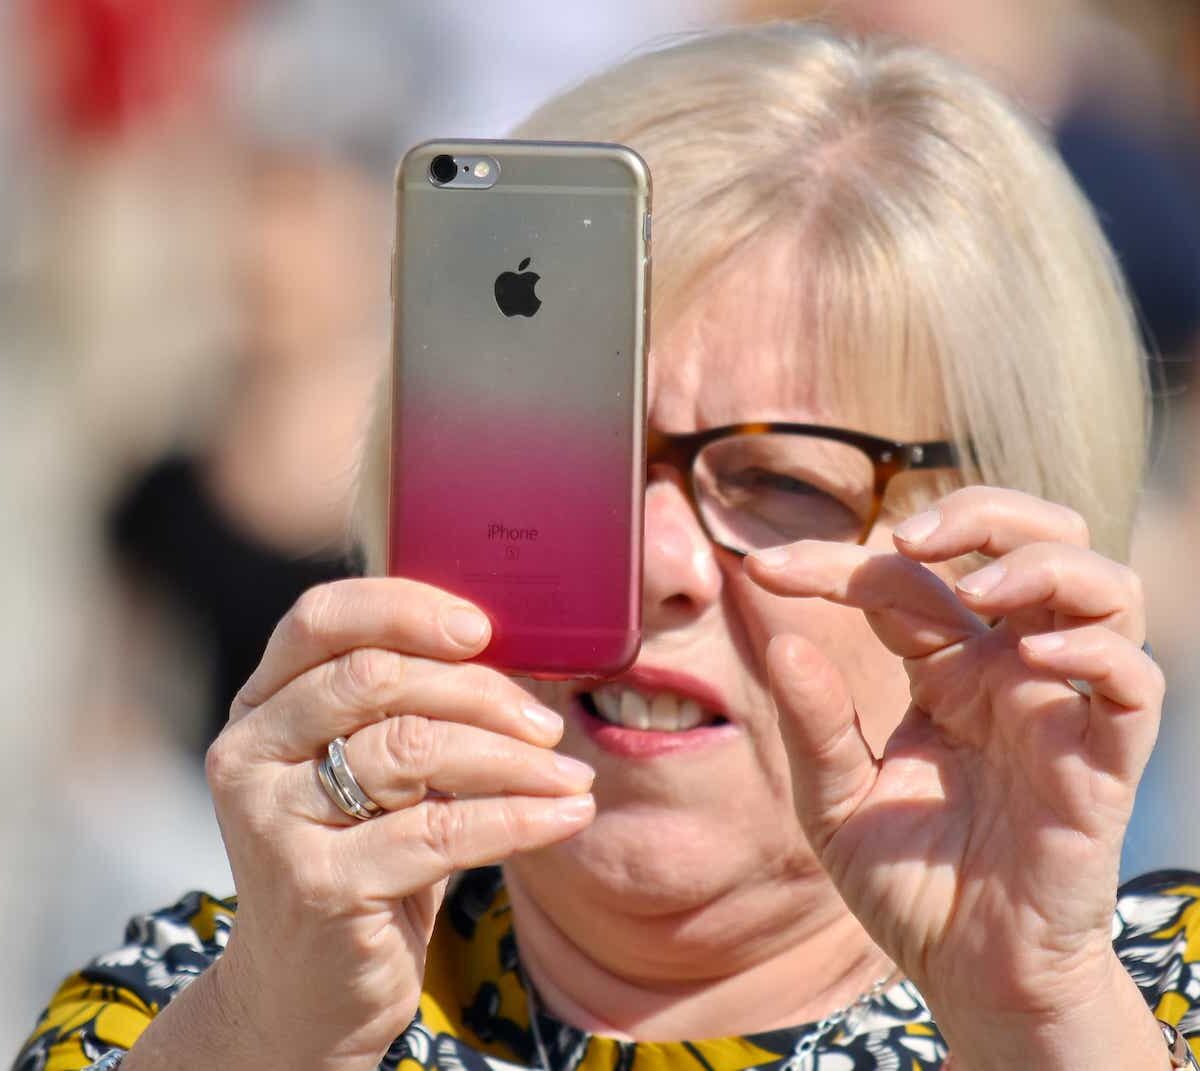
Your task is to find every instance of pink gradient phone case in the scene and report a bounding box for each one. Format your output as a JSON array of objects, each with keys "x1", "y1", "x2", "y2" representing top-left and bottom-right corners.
[{"x1": 387, "y1": 140, "x2": 650, "y2": 678}]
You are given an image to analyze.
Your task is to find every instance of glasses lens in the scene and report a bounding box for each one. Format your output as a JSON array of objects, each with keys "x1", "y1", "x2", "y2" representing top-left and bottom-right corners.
[{"x1": 693, "y1": 433, "x2": 875, "y2": 551}]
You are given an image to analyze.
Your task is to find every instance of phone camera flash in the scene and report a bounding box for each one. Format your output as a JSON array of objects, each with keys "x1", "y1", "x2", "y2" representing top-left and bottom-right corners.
[{"x1": 473, "y1": 161, "x2": 491, "y2": 178}]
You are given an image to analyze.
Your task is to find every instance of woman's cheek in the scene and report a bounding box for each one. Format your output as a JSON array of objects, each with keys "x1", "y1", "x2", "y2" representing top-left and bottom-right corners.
[{"x1": 732, "y1": 571, "x2": 911, "y2": 756}]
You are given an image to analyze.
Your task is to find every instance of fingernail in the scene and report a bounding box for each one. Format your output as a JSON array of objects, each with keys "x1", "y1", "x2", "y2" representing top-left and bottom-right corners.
[
  {"x1": 750, "y1": 546, "x2": 791, "y2": 569},
  {"x1": 553, "y1": 793, "x2": 596, "y2": 823},
  {"x1": 1022, "y1": 632, "x2": 1066, "y2": 654},
  {"x1": 443, "y1": 606, "x2": 490, "y2": 648},
  {"x1": 957, "y1": 563, "x2": 1006, "y2": 598},
  {"x1": 552, "y1": 753, "x2": 596, "y2": 784},
  {"x1": 894, "y1": 509, "x2": 941, "y2": 545},
  {"x1": 522, "y1": 703, "x2": 563, "y2": 738}
]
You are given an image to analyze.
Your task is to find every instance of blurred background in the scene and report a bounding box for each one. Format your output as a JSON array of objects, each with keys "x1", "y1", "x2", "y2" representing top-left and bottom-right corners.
[{"x1": 1, "y1": 0, "x2": 1197, "y2": 1057}]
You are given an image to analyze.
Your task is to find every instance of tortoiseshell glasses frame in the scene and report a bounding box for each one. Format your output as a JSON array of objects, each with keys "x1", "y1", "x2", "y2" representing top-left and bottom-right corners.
[{"x1": 646, "y1": 422, "x2": 962, "y2": 557}]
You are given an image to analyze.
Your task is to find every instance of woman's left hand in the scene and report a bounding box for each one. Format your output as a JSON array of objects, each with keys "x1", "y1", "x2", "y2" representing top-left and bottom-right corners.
[{"x1": 744, "y1": 486, "x2": 1168, "y2": 1070}]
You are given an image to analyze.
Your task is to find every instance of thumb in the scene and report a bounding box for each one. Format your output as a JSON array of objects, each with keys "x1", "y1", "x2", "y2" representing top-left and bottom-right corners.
[{"x1": 767, "y1": 633, "x2": 878, "y2": 855}]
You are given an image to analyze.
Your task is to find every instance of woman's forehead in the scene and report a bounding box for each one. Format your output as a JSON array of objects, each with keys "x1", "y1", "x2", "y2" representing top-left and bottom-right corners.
[{"x1": 648, "y1": 247, "x2": 838, "y2": 432}]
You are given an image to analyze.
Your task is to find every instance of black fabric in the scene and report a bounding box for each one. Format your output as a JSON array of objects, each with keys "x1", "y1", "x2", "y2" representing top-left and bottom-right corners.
[{"x1": 108, "y1": 455, "x2": 361, "y2": 747}]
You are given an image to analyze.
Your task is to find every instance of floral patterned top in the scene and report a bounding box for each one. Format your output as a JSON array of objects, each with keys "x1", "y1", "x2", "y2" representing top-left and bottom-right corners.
[{"x1": 13, "y1": 868, "x2": 1200, "y2": 1071}]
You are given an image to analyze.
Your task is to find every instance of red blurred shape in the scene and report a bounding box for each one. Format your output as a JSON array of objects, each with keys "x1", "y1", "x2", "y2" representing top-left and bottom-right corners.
[{"x1": 28, "y1": 0, "x2": 242, "y2": 138}]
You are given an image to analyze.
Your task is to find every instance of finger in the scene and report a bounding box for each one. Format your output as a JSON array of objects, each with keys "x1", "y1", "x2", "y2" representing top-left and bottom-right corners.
[
  {"x1": 746, "y1": 542, "x2": 984, "y2": 658},
  {"x1": 892, "y1": 486, "x2": 1091, "y2": 562},
  {"x1": 228, "y1": 650, "x2": 561, "y2": 763},
  {"x1": 956, "y1": 543, "x2": 1145, "y2": 644},
  {"x1": 766, "y1": 633, "x2": 878, "y2": 854},
  {"x1": 351, "y1": 793, "x2": 596, "y2": 893},
  {"x1": 286, "y1": 716, "x2": 595, "y2": 825},
  {"x1": 232, "y1": 579, "x2": 492, "y2": 719},
  {"x1": 1019, "y1": 626, "x2": 1164, "y2": 780}
]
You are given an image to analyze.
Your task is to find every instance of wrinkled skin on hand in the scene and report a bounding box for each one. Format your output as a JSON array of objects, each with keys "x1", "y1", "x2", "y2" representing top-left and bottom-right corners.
[{"x1": 746, "y1": 487, "x2": 1163, "y2": 1034}]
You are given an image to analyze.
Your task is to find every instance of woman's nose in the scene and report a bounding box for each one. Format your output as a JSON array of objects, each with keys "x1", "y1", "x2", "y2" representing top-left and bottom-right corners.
[{"x1": 642, "y1": 467, "x2": 723, "y2": 627}]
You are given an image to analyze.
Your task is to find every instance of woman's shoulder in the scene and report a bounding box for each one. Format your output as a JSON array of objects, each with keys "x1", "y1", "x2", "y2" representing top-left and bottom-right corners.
[
  {"x1": 13, "y1": 891, "x2": 235, "y2": 1070},
  {"x1": 1115, "y1": 869, "x2": 1200, "y2": 940},
  {"x1": 1114, "y1": 869, "x2": 1200, "y2": 1026},
  {"x1": 83, "y1": 889, "x2": 237, "y2": 999}
]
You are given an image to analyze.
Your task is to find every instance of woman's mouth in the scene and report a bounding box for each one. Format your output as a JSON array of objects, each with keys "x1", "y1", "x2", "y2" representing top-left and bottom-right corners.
[
  {"x1": 580, "y1": 685, "x2": 728, "y2": 731},
  {"x1": 572, "y1": 671, "x2": 738, "y2": 758}
]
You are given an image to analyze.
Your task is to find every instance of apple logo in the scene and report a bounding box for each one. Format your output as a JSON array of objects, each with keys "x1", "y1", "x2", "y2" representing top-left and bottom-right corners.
[{"x1": 494, "y1": 257, "x2": 542, "y2": 317}]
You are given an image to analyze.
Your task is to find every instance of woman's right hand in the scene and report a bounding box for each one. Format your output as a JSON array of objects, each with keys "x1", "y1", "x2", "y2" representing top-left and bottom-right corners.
[{"x1": 200, "y1": 578, "x2": 596, "y2": 1071}]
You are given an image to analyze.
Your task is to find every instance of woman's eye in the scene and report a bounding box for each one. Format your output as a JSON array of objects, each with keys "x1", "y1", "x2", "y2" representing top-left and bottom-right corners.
[{"x1": 719, "y1": 467, "x2": 824, "y2": 497}]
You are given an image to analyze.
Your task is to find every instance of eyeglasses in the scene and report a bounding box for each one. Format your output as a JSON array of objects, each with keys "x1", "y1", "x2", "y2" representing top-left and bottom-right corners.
[{"x1": 646, "y1": 423, "x2": 961, "y2": 556}]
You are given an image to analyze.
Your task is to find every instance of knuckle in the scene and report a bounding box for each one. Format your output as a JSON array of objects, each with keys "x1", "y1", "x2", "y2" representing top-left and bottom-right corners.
[
  {"x1": 491, "y1": 800, "x2": 524, "y2": 851},
  {"x1": 1058, "y1": 506, "x2": 1091, "y2": 547},
  {"x1": 463, "y1": 667, "x2": 510, "y2": 715},
  {"x1": 420, "y1": 802, "x2": 467, "y2": 863},
  {"x1": 386, "y1": 714, "x2": 439, "y2": 776},
  {"x1": 1077, "y1": 624, "x2": 1109, "y2": 656},
  {"x1": 231, "y1": 672, "x2": 273, "y2": 723},
  {"x1": 331, "y1": 647, "x2": 404, "y2": 712},
  {"x1": 1020, "y1": 541, "x2": 1059, "y2": 575},
  {"x1": 288, "y1": 583, "x2": 341, "y2": 646},
  {"x1": 1089, "y1": 647, "x2": 1116, "y2": 682},
  {"x1": 204, "y1": 732, "x2": 244, "y2": 795},
  {"x1": 1117, "y1": 564, "x2": 1145, "y2": 607},
  {"x1": 950, "y1": 484, "x2": 985, "y2": 504},
  {"x1": 944, "y1": 485, "x2": 988, "y2": 511},
  {"x1": 228, "y1": 686, "x2": 253, "y2": 722}
]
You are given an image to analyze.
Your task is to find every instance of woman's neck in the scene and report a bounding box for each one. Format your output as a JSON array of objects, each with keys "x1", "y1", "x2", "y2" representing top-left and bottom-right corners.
[{"x1": 503, "y1": 862, "x2": 894, "y2": 1041}]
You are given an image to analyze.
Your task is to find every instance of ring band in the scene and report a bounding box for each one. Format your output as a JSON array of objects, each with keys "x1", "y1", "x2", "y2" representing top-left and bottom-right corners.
[
  {"x1": 317, "y1": 753, "x2": 369, "y2": 819},
  {"x1": 317, "y1": 736, "x2": 384, "y2": 821}
]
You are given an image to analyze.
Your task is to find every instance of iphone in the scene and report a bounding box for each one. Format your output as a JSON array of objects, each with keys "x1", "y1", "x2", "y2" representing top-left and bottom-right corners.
[{"x1": 388, "y1": 139, "x2": 651, "y2": 677}]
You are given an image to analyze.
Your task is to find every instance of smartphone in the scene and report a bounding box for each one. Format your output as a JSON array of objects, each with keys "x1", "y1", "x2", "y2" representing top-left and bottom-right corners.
[{"x1": 387, "y1": 139, "x2": 650, "y2": 678}]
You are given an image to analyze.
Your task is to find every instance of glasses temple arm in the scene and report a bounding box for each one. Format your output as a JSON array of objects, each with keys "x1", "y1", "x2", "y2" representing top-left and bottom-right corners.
[{"x1": 905, "y1": 441, "x2": 967, "y2": 469}]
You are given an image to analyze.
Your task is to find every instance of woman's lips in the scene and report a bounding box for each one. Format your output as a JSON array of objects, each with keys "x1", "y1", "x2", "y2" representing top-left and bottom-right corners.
[
  {"x1": 571, "y1": 665, "x2": 741, "y2": 758},
  {"x1": 611, "y1": 664, "x2": 730, "y2": 719}
]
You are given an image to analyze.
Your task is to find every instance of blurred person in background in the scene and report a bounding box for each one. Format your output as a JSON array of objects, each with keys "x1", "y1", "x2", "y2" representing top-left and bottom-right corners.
[
  {"x1": 14, "y1": 21, "x2": 1200, "y2": 1071},
  {"x1": 105, "y1": 0, "x2": 404, "y2": 753},
  {"x1": 0, "y1": 0, "x2": 246, "y2": 1057},
  {"x1": 17, "y1": 0, "x2": 407, "y2": 1018},
  {"x1": 23, "y1": 0, "x2": 245, "y2": 479},
  {"x1": 3, "y1": 0, "x2": 402, "y2": 1056}
]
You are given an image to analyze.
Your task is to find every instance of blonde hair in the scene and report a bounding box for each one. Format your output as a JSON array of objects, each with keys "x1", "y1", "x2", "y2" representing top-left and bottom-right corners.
[{"x1": 358, "y1": 21, "x2": 1148, "y2": 568}]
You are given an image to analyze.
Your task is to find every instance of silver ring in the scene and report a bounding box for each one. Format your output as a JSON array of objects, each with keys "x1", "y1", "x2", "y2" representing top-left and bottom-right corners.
[{"x1": 317, "y1": 736, "x2": 383, "y2": 821}]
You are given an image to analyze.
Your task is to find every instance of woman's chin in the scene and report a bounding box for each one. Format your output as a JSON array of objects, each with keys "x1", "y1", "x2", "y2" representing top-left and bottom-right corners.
[{"x1": 514, "y1": 799, "x2": 807, "y2": 918}]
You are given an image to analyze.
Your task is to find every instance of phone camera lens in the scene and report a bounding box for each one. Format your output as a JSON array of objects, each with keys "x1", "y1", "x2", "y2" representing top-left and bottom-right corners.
[{"x1": 430, "y1": 155, "x2": 457, "y2": 185}]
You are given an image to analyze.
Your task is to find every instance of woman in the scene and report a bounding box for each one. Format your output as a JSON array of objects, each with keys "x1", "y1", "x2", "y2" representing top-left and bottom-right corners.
[{"x1": 15, "y1": 22, "x2": 1199, "y2": 1071}]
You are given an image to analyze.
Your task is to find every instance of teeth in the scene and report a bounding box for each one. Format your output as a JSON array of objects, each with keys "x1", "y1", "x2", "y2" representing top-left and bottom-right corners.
[
  {"x1": 590, "y1": 687, "x2": 710, "y2": 732},
  {"x1": 649, "y1": 693, "x2": 676, "y2": 731},
  {"x1": 677, "y1": 698, "x2": 704, "y2": 731},
  {"x1": 592, "y1": 689, "x2": 621, "y2": 722},
  {"x1": 621, "y1": 690, "x2": 651, "y2": 730}
]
